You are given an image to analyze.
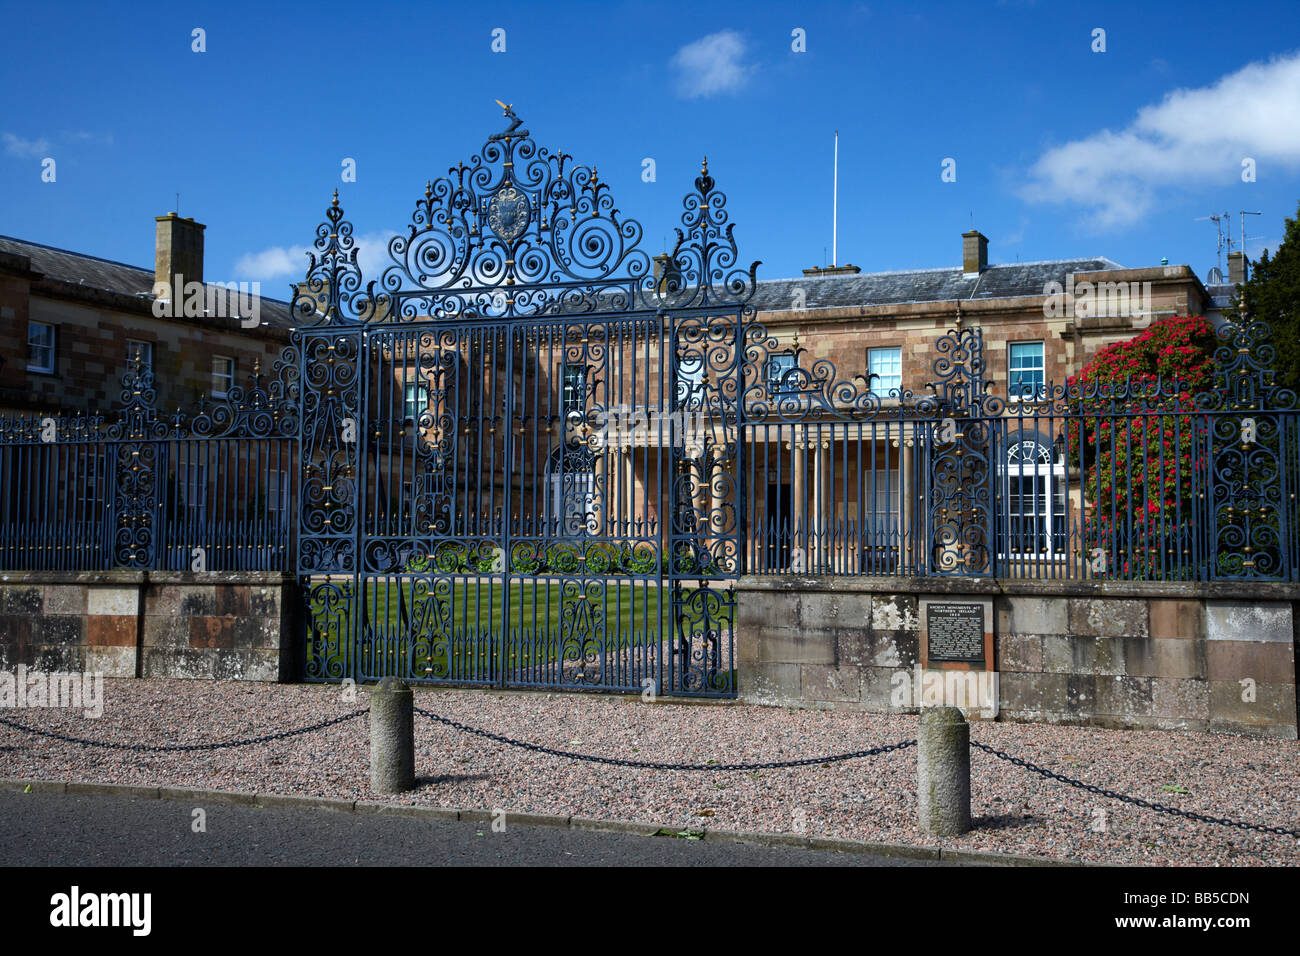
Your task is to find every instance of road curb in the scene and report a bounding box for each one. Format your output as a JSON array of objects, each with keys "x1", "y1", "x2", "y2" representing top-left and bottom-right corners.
[{"x1": 0, "y1": 776, "x2": 1078, "y2": 866}]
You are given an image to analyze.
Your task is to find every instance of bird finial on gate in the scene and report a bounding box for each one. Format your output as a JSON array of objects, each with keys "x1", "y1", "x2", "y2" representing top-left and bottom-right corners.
[{"x1": 490, "y1": 100, "x2": 527, "y2": 141}]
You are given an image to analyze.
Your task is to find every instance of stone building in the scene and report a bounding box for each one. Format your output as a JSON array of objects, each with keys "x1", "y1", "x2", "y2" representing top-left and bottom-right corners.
[
  {"x1": 0, "y1": 213, "x2": 292, "y2": 417},
  {"x1": 0, "y1": 212, "x2": 1219, "y2": 580}
]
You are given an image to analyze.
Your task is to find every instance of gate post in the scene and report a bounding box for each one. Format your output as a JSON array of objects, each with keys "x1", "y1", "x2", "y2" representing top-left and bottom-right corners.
[
  {"x1": 369, "y1": 677, "x2": 415, "y2": 793},
  {"x1": 916, "y1": 705, "x2": 971, "y2": 835}
]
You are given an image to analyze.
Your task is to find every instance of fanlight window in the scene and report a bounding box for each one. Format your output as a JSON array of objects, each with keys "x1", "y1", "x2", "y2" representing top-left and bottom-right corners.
[{"x1": 999, "y1": 433, "x2": 1066, "y2": 558}]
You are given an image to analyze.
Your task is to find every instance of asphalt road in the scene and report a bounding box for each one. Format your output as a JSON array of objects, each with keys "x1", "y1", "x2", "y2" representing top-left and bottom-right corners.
[{"x1": 0, "y1": 791, "x2": 963, "y2": 867}]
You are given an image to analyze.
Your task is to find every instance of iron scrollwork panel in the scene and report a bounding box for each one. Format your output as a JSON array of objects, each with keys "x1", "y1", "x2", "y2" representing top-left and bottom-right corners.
[
  {"x1": 297, "y1": 330, "x2": 363, "y2": 575},
  {"x1": 669, "y1": 581, "x2": 735, "y2": 697},
  {"x1": 922, "y1": 328, "x2": 1004, "y2": 576},
  {"x1": 669, "y1": 312, "x2": 742, "y2": 578},
  {"x1": 286, "y1": 108, "x2": 759, "y2": 695},
  {"x1": 303, "y1": 577, "x2": 357, "y2": 681},
  {"x1": 1198, "y1": 320, "x2": 1298, "y2": 579},
  {"x1": 105, "y1": 364, "x2": 170, "y2": 569}
]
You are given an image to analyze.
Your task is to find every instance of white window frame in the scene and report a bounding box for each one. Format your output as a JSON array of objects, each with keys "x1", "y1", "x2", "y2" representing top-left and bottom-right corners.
[
  {"x1": 211, "y1": 356, "x2": 235, "y2": 399},
  {"x1": 765, "y1": 352, "x2": 798, "y2": 397},
  {"x1": 266, "y1": 470, "x2": 289, "y2": 515},
  {"x1": 126, "y1": 339, "x2": 154, "y2": 372},
  {"x1": 672, "y1": 351, "x2": 706, "y2": 409},
  {"x1": 999, "y1": 436, "x2": 1067, "y2": 560},
  {"x1": 404, "y1": 382, "x2": 430, "y2": 421},
  {"x1": 1008, "y1": 341, "x2": 1046, "y2": 401},
  {"x1": 867, "y1": 347, "x2": 902, "y2": 397},
  {"x1": 865, "y1": 467, "x2": 901, "y2": 541},
  {"x1": 26, "y1": 322, "x2": 55, "y2": 373},
  {"x1": 562, "y1": 363, "x2": 588, "y2": 418},
  {"x1": 547, "y1": 447, "x2": 596, "y2": 538},
  {"x1": 177, "y1": 458, "x2": 208, "y2": 523},
  {"x1": 76, "y1": 449, "x2": 107, "y2": 516}
]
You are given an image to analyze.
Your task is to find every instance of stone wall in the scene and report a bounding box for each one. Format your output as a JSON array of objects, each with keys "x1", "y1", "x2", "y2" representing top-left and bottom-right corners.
[
  {"x1": 737, "y1": 576, "x2": 1299, "y2": 739},
  {"x1": 0, "y1": 572, "x2": 298, "y2": 681}
]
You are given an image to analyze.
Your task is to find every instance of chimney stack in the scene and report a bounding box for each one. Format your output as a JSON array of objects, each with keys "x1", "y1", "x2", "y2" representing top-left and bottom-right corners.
[
  {"x1": 654, "y1": 253, "x2": 683, "y2": 294},
  {"x1": 155, "y1": 213, "x2": 205, "y2": 294},
  {"x1": 1227, "y1": 250, "x2": 1246, "y2": 285},
  {"x1": 962, "y1": 230, "x2": 988, "y2": 275}
]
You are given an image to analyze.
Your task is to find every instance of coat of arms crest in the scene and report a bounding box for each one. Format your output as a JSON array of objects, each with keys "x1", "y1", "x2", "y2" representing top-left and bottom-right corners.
[{"x1": 487, "y1": 185, "x2": 530, "y2": 241}]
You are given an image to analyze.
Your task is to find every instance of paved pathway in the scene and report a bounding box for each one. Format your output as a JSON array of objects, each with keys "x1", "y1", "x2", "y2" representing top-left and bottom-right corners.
[{"x1": 0, "y1": 791, "x2": 972, "y2": 867}]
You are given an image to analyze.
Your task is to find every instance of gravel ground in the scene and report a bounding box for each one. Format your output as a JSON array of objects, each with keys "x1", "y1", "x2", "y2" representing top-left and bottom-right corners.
[{"x1": 1, "y1": 679, "x2": 1297, "y2": 866}]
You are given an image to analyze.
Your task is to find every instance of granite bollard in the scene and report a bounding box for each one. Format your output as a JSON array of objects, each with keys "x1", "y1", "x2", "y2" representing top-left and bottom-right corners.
[
  {"x1": 369, "y1": 677, "x2": 415, "y2": 793},
  {"x1": 917, "y1": 705, "x2": 971, "y2": 836}
]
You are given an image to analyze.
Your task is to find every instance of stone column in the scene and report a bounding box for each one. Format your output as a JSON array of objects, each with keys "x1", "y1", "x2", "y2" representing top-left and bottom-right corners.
[
  {"x1": 790, "y1": 434, "x2": 806, "y2": 572},
  {"x1": 369, "y1": 677, "x2": 415, "y2": 793},
  {"x1": 899, "y1": 431, "x2": 914, "y2": 574},
  {"x1": 917, "y1": 705, "x2": 971, "y2": 836},
  {"x1": 621, "y1": 447, "x2": 633, "y2": 538}
]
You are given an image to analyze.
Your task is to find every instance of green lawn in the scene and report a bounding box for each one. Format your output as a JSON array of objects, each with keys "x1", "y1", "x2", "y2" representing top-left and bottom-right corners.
[
  {"x1": 365, "y1": 577, "x2": 663, "y2": 640},
  {"x1": 303, "y1": 576, "x2": 734, "y2": 690},
  {"x1": 308, "y1": 578, "x2": 657, "y2": 679}
]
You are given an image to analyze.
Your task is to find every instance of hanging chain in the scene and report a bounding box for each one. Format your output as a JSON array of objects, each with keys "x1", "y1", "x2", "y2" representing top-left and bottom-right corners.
[
  {"x1": 414, "y1": 706, "x2": 915, "y2": 770},
  {"x1": 972, "y1": 740, "x2": 1300, "y2": 838},
  {"x1": 0, "y1": 709, "x2": 369, "y2": 753}
]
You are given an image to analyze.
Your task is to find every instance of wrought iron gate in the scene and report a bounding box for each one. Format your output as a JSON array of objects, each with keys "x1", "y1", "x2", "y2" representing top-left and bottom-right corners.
[{"x1": 291, "y1": 108, "x2": 757, "y2": 696}]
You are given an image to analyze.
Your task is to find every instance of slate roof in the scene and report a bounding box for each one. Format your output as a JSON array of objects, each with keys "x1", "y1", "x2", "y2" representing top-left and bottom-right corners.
[
  {"x1": 0, "y1": 228, "x2": 1127, "y2": 324},
  {"x1": 0, "y1": 234, "x2": 296, "y2": 331},
  {"x1": 748, "y1": 258, "x2": 1126, "y2": 312},
  {"x1": 1205, "y1": 283, "x2": 1239, "y2": 312}
]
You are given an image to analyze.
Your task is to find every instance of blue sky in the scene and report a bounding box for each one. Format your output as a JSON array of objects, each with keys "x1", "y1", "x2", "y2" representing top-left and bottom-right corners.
[{"x1": 2, "y1": 0, "x2": 1299, "y2": 301}]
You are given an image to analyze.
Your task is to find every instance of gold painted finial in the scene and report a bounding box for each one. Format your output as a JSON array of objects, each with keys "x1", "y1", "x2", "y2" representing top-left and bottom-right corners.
[
  {"x1": 701, "y1": 156, "x2": 709, "y2": 175},
  {"x1": 331, "y1": 188, "x2": 339, "y2": 207}
]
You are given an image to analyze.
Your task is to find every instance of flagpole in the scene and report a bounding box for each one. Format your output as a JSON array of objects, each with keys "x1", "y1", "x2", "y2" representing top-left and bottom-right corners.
[{"x1": 832, "y1": 131, "x2": 839, "y2": 267}]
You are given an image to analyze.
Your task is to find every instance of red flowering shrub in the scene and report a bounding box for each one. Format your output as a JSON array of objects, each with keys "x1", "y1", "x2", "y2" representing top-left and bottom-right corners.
[{"x1": 1067, "y1": 315, "x2": 1218, "y2": 578}]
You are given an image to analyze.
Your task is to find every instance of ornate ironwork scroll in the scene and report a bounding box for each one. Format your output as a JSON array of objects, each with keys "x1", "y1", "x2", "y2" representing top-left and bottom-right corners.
[
  {"x1": 922, "y1": 328, "x2": 1003, "y2": 575},
  {"x1": 104, "y1": 361, "x2": 171, "y2": 568},
  {"x1": 1196, "y1": 320, "x2": 1297, "y2": 578},
  {"x1": 289, "y1": 107, "x2": 757, "y2": 696}
]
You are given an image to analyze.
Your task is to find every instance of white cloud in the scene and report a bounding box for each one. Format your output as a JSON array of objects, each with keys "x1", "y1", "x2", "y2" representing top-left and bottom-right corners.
[
  {"x1": 234, "y1": 231, "x2": 399, "y2": 289},
  {"x1": 670, "y1": 31, "x2": 754, "y2": 99},
  {"x1": 1021, "y1": 51, "x2": 1300, "y2": 230},
  {"x1": 3, "y1": 133, "x2": 52, "y2": 157}
]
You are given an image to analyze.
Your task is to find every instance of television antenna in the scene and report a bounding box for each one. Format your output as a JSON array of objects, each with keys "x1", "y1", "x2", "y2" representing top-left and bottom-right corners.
[
  {"x1": 1239, "y1": 210, "x2": 1263, "y2": 278},
  {"x1": 1194, "y1": 212, "x2": 1233, "y2": 277}
]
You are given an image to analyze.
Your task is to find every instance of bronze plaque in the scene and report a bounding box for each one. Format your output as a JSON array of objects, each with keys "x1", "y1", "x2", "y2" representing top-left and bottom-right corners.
[{"x1": 925, "y1": 602, "x2": 987, "y2": 664}]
